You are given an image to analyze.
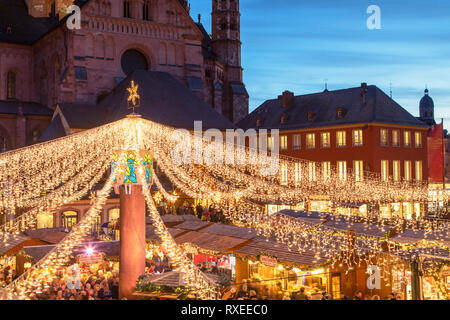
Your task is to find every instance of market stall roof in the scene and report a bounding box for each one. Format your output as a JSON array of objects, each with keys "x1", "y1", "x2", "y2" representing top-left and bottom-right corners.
[
  {"x1": 146, "y1": 226, "x2": 186, "y2": 242},
  {"x1": 391, "y1": 228, "x2": 450, "y2": 245},
  {"x1": 140, "y1": 270, "x2": 220, "y2": 288},
  {"x1": 235, "y1": 240, "x2": 336, "y2": 267},
  {"x1": 174, "y1": 231, "x2": 249, "y2": 254},
  {"x1": 23, "y1": 228, "x2": 67, "y2": 244},
  {"x1": 153, "y1": 214, "x2": 200, "y2": 227},
  {"x1": 200, "y1": 224, "x2": 259, "y2": 240},
  {"x1": 323, "y1": 217, "x2": 393, "y2": 238},
  {"x1": 22, "y1": 241, "x2": 120, "y2": 262},
  {"x1": 389, "y1": 246, "x2": 450, "y2": 270},
  {"x1": 278, "y1": 210, "x2": 327, "y2": 226},
  {"x1": 173, "y1": 220, "x2": 212, "y2": 232},
  {"x1": 0, "y1": 233, "x2": 30, "y2": 256}
]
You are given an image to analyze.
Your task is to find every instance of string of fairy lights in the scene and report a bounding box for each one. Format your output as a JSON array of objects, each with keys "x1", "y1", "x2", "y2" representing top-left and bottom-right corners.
[{"x1": 0, "y1": 106, "x2": 447, "y2": 299}]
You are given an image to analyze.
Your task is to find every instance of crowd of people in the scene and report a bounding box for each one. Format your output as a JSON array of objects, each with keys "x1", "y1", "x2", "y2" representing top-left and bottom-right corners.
[
  {"x1": 33, "y1": 261, "x2": 120, "y2": 300},
  {"x1": 0, "y1": 264, "x2": 17, "y2": 288},
  {"x1": 157, "y1": 203, "x2": 232, "y2": 224}
]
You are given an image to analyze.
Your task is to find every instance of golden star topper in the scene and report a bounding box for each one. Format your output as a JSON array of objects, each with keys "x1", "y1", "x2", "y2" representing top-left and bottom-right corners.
[{"x1": 127, "y1": 80, "x2": 140, "y2": 113}]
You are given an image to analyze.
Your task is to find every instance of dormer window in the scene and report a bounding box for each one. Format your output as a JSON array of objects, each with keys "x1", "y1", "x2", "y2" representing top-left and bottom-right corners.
[
  {"x1": 256, "y1": 118, "x2": 262, "y2": 127},
  {"x1": 307, "y1": 112, "x2": 315, "y2": 121},
  {"x1": 280, "y1": 114, "x2": 286, "y2": 124},
  {"x1": 337, "y1": 107, "x2": 345, "y2": 118}
]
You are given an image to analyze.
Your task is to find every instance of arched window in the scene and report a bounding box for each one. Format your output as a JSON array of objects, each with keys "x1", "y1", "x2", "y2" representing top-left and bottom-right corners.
[
  {"x1": 143, "y1": 0, "x2": 151, "y2": 20},
  {"x1": 123, "y1": 0, "x2": 130, "y2": 18},
  {"x1": 62, "y1": 211, "x2": 78, "y2": 229},
  {"x1": 7, "y1": 71, "x2": 16, "y2": 99},
  {"x1": 121, "y1": 49, "x2": 149, "y2": 75}
]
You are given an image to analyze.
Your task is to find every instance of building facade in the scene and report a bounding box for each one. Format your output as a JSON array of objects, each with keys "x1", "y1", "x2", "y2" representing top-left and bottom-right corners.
[
  {"x1": 239, "y1": 83, "x2": 430, "y2": 219},
  {"x1": 0, "y1": 0, "x2": 248, "y2": 152}
]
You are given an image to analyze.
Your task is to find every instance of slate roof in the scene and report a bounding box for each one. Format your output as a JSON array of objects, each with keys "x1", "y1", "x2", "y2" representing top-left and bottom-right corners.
[
  {"x1": 0, "y1": 100, "x2": 53, "y2": 116},
  {"x1": 101, "y1": 70, "x2": 236, "y2": 130},
  {"x1": 40, "y1": 71, "x2": 236, "y2": 141},
  {"x1": 57, "y1": 103, "x2": 105, "y2": 129},
  {"x1": 238, "y1": 85, "x2": 428, "y2": 130},
  {"x1": 22, "y1": 240, "x2": 120, "y2": 261},
  {"x1": 38, "y1": 113, "x2": 66, "y2": 142}
]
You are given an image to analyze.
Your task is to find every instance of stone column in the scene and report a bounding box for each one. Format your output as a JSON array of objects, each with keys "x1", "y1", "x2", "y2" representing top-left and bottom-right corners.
[{"x1": 119, "y1": 184, "x2": 146, "y2": 299}]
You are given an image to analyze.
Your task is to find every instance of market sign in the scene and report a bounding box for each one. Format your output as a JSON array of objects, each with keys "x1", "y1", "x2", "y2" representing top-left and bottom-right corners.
[
  {"x1": 78, "y1": 252, "x2": 104, "y2": 264},
  {"x1": 260, "y1": 255, "x2": 277, "y2": 267}
]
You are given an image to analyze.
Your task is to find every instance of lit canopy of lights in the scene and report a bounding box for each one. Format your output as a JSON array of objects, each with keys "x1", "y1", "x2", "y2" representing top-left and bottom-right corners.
[{"x1": 0, "y1": 115, "x2": 447, "y2": 300}]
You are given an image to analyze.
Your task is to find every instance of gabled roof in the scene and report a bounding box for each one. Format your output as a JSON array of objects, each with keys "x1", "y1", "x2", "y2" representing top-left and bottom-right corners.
[
  {"x1": 39, "y1": 70, "x2": 236, "y2": 142},
  {"x1": 238, "y1": 85, "x2": 428, "y2": 130},
  {"x1": 39, "y1": 113, "x2": 66, "y2": 142},
  {"x1": 101, "y1": 70, "x2": 236, "y2": 130},
  {"x1": 57, "y1": 103, "x2": 106, "y2": 129},
  {"x1": 0, "y1": 0, "x2": 60, "y2": 45}
]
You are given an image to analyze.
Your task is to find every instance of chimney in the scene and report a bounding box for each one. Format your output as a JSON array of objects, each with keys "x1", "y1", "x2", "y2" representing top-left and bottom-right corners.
[
  {"x1": 280, "y1": 90, "x2": 294, "y2": 108},
  {"x1": 360, "y1": 82, "x2": 368, "y2": 104}
]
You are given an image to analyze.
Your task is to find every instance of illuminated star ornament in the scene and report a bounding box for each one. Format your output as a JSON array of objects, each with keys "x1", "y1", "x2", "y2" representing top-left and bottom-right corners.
[{"x1": 127, "y1": 80, "x2": 141, "y2": 114}]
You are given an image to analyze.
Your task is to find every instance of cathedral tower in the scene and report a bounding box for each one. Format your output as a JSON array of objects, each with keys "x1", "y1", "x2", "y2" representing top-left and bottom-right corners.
[{"x1": 211, "y1": 0, "x2": 248, "y2": 123}]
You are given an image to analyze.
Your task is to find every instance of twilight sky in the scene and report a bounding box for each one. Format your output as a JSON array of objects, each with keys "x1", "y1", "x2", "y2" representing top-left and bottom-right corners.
[{"x1": 191, "y1": 0, "x2": 450, "y2": 129}]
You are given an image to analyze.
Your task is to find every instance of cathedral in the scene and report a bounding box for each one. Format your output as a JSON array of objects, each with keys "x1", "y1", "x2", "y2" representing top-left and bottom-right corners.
[{"x1": 0, "y1": 0, "x2": 248, "y2": 151}]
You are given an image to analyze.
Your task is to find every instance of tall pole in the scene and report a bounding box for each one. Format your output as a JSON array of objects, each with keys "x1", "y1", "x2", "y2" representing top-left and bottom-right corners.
[
  {"x1": 411, "y1": 254, "x2": 423, "y2": 300},
  {"x1": 119, "y1": 184, "x2": 146, "y2": 299}
]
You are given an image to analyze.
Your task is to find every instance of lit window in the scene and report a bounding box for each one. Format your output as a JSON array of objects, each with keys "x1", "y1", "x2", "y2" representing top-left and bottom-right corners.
[
  {"x1": 336, "y1": 131, "x2": 346, "y2": 147},
  {"x1": 308, "y1": 162, "x2": 316, "y2": 181},
  {"x1": 415, "y1": 161, "x2": 422, "y2": 181},
  {"x1": 267, "y1": 136, "x2": 273, "y2": 150},
  {"x1": 292, "y1": 134, "x2": 301, "y2": 150},
  {"x1": 380, "y1": 129, "x2": 388, "y2": 146},
  {"x1": 404, "y1": 131, "x2": 411, "y2": 148},
  {"x1": 294, "y1": 162, "x2": 302, "y2": 185},
  {"x1": 306, "y1": 133, "x2": 315, "y2": 149},
  {"x1": 393, "y1": 161, "x2": 400, "y2": 182},
  {"x1": 322, "y1": 162, "x2": 331, "y2": 180},
  {"x1": 392, "y1": 130, "x2": 400, "y2": 147},
  {"x1": 37, "y1": 212, "x2": 54, "y2": 229},
  {"x1": 354, "y1": 160, "x2": 363, "y2": 182},
  {"x1": 353, "y1": 130, "x2": 363, "y2": 146},
  {"x1": 280, "y1": 135, "x2": 288, "y2": 150},
  {"x1": 337, "y1": 161, "x2": 347, "y2": 181},
  {"x1": 404, "y1": 161, "x2": 412, "y2": 181},
  {"x1": 109, "y1": 208, "x2": 120, "y2": 221},
  {"x1": 321, "y1": 132, "x2": 330, "y2": 148},
  {"x1": 381, "y1": 160, "x2": 389, "y2": 182},
  {"x1": 414, "y1": 132, "x2": 422, "y2": 148},
  {"x1": 280, "y1": 162, "x2": 288, "y2": 186},
  {"x1": 62, "y1": 211, "x2": 78, "y2": 229}
]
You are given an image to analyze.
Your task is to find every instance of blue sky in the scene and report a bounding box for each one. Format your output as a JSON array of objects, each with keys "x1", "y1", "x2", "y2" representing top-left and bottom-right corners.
[{"x1": 190, "y1": 0, "x2": 450, "y2": 129}]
